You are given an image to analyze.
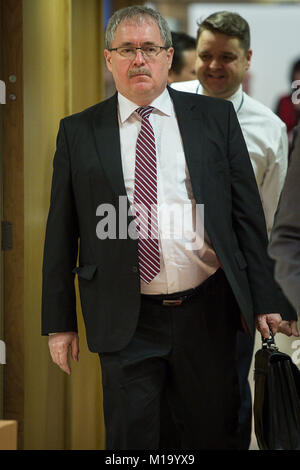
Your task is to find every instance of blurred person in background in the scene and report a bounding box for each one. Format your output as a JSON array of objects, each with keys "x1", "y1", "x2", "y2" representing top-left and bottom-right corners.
[
  {"x1": 275, "y1": 58, "x2": 300, "y2": 154},
  {"x1": 269, "y1": 125, "x2": 300, "y2": 330},
  {"x1": 172, "y1": 10, "x2": 290, "y2": 450},
  {"x1": 168, "y1": 32, "x2": 197, "y2": 83}
]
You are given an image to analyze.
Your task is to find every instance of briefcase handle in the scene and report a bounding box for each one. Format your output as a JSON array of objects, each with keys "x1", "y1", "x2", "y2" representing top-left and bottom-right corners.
[{"x1": 261, "y1": 329, "x2": 278, "y2": 350}]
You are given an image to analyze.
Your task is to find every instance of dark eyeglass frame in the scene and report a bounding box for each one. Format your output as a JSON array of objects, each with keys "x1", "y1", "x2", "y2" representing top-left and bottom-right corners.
[{"x1": 108, "y1": 45, "x2": 171, "y2": 58}]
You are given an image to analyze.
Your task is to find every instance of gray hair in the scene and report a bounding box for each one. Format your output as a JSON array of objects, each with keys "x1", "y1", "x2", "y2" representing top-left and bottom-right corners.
[{"x1": 105, "y1": 5, "x2": 172, "y2": 50}]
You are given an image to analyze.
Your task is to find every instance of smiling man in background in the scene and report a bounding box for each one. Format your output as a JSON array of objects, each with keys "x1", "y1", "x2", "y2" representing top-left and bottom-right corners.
[
  {"x1": 172, "y1": 11, "x2": 291, "y2": 449},
  {"x1": 172, "y1": 11, "x2": 288, "y2": 237}
]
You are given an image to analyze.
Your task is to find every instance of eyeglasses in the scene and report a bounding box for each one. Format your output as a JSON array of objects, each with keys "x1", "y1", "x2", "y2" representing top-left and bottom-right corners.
[{"x1": 108, "y1": 45, "x2": 170, "y2": 59}]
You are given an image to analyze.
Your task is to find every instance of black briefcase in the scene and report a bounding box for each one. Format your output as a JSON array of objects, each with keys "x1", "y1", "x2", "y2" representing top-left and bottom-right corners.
[{"x1": 254, "y1": 332, "x2": 300, "y2": 450}]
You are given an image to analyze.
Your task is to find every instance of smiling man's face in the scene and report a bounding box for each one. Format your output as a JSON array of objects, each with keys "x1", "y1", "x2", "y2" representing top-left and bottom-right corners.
[
  {"x1": 104, "y1": 17, "x2": 173, "y2": 106},
  {"x1": 195, "y1": 29, "x2": 252, "y2": 99}
]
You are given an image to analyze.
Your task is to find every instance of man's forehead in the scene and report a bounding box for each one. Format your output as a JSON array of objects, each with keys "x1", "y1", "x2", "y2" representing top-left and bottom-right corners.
[
  {"x1": 112, "y1": 18, "x2": 162, "y2": 45},
  {"x1": 115, "y1": 17, "x2": 159, "y2": 34},
  {"x1": 197, "y1": 32, "x2": 243, "y2": 52},
  {"x1": 198, "y1": 45, "x2": 239, "y2": 54}
]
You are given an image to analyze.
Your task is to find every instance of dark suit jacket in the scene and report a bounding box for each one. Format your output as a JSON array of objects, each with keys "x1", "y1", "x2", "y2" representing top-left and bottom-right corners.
[
  {"x1": 269, "y1": 125, "x2": 300, "y2": 313},
  {"x1": 42, "y1": 87, "x2": 296, "y2": 353}
]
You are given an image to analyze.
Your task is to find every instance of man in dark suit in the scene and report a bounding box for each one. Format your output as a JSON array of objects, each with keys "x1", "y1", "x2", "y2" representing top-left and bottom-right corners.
[
  {"x1": 42, "y1": 5, "x2": 296, "y2": 450},
  {"x1": 269, "y1": 126, "x2": 300, "y2": 332}
]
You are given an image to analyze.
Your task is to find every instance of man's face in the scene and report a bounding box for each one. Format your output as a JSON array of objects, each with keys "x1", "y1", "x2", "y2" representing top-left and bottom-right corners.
[
  {"x1": 104, "y1": 18, "x2": 174, "y2": 105},
  {"x1": 168, "y1": 49, "x2": 197, "y2": 83},
  {"x1": 195, "y1": 29, "x2": 252, "y2": 99}
]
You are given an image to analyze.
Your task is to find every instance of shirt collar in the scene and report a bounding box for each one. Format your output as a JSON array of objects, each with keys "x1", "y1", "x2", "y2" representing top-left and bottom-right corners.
[
  {"x1": 196, "y1": 81, "x2": 243, "y2": 113},
  {"x1": 228, "y1": 85, "x2": 244, "y2": 113},
  {"x1": 118, "y1": 88, "x2": 172, "y2": 124}
]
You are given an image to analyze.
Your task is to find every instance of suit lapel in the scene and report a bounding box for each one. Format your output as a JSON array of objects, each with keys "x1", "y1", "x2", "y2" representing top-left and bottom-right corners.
[
  {"x1": 168, "y1": 87, "x2": 206, "y2": 203},
  {"x1": 92, "y1": 93, "x2": 128, "y2": 199},
  {"x1": 92, "y1": 88, "x2": 211, "y2": 207}
]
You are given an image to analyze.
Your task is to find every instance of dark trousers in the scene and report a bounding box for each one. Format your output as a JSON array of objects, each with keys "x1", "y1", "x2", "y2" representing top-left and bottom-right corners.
[
  {"x1": 99, "y1": 269, "x2": 240, "y2": 450},
  {"x1": 235, "y1": 329, "x2": 255, "y2": 449}
]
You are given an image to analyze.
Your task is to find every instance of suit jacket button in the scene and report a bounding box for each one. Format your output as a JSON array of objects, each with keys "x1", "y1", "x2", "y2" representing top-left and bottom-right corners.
[{"x1": 132, "y1": 266, "x2": 138, "y2": 273}]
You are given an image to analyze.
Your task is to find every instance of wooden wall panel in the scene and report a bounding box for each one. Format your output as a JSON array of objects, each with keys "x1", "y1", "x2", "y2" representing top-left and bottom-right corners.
[
  {"x1": 23, "y1": 0, "x2": 105, "y2": 449},
  {"x1": 23, "y1": 0, "x2": 72, "y2": 450},
  {"x1": 1, "y1": 0, "x2": 106, "y2": 450},
  {"x1": 0, "y1": 0, "x2": 24, "y2": 450},
  {"x1": 68, "y1": 0, "x2": 105, "y2": 450}
]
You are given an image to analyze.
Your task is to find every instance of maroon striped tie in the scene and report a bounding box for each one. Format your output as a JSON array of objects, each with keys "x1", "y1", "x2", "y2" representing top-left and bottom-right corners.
[{"x1": 134, "y1": 106, "x2": 160, "y2": 283}]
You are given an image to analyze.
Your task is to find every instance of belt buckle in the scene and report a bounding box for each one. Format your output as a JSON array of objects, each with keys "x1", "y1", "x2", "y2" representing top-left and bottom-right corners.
[{"x1": 162, "y1": 299, "x2": 183, "y2": 307}]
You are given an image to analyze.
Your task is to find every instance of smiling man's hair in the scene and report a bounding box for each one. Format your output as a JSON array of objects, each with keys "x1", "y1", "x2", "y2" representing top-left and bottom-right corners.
[
  {"x1": 197, "y1": 11, "x2": 250, "y2": 54},
  {"x1": 105, "y1": 5, "x2": 172, "y2": 50}
]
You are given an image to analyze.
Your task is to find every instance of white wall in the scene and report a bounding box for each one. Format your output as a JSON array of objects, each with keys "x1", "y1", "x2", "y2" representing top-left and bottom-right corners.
[{"x1": 188, "y1": 3, "x2": 300, "y2": 110}]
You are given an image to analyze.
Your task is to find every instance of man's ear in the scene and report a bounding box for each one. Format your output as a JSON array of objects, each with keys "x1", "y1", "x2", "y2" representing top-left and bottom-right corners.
[
  {"x1": 246, "y1": 49, "x2": 253, "y2": 71},
  {"x1": 167, "y1": 47, "x2": 174, "y2": 71},
  {"x1": 104, "y1": 50, "x2": 113, "y2": 72}
]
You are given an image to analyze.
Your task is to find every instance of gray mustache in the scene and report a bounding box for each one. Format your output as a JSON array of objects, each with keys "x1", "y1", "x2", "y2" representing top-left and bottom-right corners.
[{"x1": 128, "y1": 68, "x2": 152, "y2": 78}]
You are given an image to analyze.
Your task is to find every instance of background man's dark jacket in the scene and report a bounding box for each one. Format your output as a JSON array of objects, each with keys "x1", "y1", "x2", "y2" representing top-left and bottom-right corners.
[{"x1": 269, "y1": 125, "x2": 300, "y2": 313}]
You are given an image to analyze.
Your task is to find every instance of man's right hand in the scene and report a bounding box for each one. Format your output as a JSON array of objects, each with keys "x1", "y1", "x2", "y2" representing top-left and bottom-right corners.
[{"x1": 48, "y1": 332, "x2": 79, "y2": 375}]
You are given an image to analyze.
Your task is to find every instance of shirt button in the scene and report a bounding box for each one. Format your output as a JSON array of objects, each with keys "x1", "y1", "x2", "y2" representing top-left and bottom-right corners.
[{"x1": 132, "y1": 266, "x2": 138, "y2": 273}]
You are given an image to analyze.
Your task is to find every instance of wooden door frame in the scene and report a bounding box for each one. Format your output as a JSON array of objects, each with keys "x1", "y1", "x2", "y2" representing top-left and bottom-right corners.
[{"x1": 0, "y1": 0, "x2": 24, "y2": 450}]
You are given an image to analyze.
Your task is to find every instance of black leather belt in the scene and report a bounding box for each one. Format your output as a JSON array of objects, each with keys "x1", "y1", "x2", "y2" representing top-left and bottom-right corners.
[
  {"x1": 162, "y1": 299, "x2": 185, "y2": 307},
  {"x1": 141, "y1": 284, "x2": 203, "y2": 307}
]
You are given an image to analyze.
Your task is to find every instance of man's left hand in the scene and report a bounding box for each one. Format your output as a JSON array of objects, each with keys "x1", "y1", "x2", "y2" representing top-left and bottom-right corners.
[{"x1": 256, "y1": 313, "x2": 282, "y2": 338}]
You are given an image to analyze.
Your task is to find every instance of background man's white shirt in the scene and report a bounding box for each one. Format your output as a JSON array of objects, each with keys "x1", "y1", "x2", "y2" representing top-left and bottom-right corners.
[{"x1": 171, "y1": 80, "x2": 289, "y2": 236}]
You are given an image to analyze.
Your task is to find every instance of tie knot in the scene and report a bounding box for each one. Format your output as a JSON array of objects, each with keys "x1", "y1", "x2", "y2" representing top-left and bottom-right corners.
[{"x1": 136, "y1": 106, "x2": 154, "y2": 120}]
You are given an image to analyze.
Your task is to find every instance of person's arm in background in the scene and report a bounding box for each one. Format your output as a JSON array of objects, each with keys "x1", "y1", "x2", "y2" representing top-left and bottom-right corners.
[
  {"x1": 260, "y1": 125, "x2": 288, "y2": 237},
  {"x1": 269, "y1": 126, "x2": 300, "y2": 336},
  {"x1": 226, "y1": 103, "x2": 296, "y2": 336}
]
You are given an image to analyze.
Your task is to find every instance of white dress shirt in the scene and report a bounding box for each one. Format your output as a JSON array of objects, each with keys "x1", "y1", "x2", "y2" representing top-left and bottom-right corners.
[
  {"x1": 171, "y1": 80, "x2": 289, "y2": 236},
  {"x1": 118, "y1": 89, "x2": 220, "y2": 294}
]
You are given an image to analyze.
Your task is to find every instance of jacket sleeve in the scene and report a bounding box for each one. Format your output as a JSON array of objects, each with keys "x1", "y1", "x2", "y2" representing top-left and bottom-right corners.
[
  {"x1": 41, "y1": 119, "x2": 79, "y2": 334},
  {"x1": 227, "y1": 103, "x2": 297, "y2": 320}
]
